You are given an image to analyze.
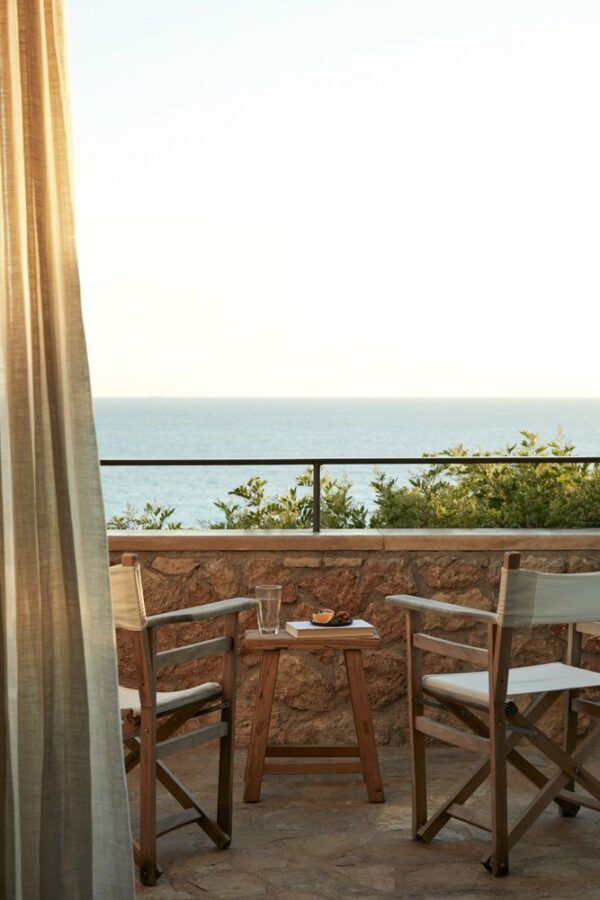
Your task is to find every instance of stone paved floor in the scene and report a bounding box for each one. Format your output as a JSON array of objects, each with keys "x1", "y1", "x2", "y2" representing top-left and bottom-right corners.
[{"x1": 133, "y1": 747, "x2": 600, "y2": 898}]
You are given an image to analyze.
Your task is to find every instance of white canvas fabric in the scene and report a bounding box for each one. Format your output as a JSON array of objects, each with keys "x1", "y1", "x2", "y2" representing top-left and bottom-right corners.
[
  {"x1": 423, "y1": 662, "x2": 600, "y2": 706},
  {"x1": 497, "y1": 569, "x2": 600, "y2": 627},
  {"x1": 111, "y1": 563, "x2": 148, "y2": 631},
  {"x1": 119, "y1": 683, "x2": 223, "y2": 717},
  {"x1": 0, "y1": 2, "x2": 134, "y2": 897}
]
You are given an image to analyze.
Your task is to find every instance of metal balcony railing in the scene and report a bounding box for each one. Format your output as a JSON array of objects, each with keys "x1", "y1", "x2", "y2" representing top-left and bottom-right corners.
[{"x1": 100, "y1": 455, "x2": 600, "y2": 533}]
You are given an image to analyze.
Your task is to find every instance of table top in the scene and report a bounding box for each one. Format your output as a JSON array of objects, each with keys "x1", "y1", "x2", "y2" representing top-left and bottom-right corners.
[{"x1": 244, "y1": 628, "x2": 382, "y2": 651}]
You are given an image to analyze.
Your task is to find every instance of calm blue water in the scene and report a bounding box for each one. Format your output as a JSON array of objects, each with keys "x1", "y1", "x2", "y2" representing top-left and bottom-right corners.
[{"x1": 95, "y1": 398, "x2": 600, "y2": 526}]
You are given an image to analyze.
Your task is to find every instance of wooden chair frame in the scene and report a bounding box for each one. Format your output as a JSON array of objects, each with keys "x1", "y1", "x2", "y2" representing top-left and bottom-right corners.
[
  {"x1": 389, "y1": 551, "x2": 600, "y2": 877},
  {"x1": 115, "y1": 554, "x2": 257, "y2": 885}
]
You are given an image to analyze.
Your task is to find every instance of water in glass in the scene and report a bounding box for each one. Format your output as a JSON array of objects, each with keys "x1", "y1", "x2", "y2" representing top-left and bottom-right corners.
[{"x1": 256, "y1": 584, "x2": 282, "y2": 634}]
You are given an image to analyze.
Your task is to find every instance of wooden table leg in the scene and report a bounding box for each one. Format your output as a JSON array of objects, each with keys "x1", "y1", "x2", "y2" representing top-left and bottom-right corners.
[
  {"x1": 243, "y1": 649, "x2": 280, "y2": 802},
  {"x1": 344, "y1": 649, "x2": 385, "y2": 803}
]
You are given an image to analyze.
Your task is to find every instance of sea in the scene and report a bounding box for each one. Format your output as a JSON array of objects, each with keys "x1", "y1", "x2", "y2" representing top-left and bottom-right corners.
[{"x1": 95, "y1": 398, "x2": 600, "y2": 527}]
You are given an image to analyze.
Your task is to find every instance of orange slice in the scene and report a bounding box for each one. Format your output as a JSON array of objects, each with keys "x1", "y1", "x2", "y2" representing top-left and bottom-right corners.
[{"x1": 312, "y1": 609, "x2": 335, "y2": 624}]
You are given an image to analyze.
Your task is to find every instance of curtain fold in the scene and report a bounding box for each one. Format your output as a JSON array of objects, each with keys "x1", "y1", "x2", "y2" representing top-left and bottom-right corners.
[{"x1": 0, "y1": 1, "x2": 135, "y2": 897}]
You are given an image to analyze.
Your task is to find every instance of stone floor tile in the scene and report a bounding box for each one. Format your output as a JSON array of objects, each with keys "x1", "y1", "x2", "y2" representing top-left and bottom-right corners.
[{"x1": 134, "y1": 747, "x2": 600, "y2": 898}]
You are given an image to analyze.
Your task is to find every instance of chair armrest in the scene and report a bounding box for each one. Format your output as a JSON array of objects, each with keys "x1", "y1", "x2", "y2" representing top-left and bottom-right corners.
[
  {"x1": 385, "y1": 593, "x2": 497, "y2": 624},
  {"x1": 146, "y1": 597, "x2": 259, "y2": 628}
]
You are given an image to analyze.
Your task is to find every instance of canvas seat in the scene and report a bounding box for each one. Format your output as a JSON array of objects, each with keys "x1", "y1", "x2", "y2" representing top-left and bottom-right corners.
[
  {"x1": 111, "y1": 553, "x2": 258, "y2": 886},
  {"x1": 387, "y1": 552, "x2": 600, "y2": 878},
  {"x1": 118, "y1": 682, "x2": 223, "y2": 717},
  {"x1": 424, "y1": 662, "x2": 600, "y2": 707}
]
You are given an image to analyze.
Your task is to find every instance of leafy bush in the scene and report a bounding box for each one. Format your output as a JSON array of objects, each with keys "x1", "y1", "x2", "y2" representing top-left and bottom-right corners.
[
  {"x1": 106, "y1": 432, "x2": 600, "y2": 529},
  {"x1": 212, "y1": 468, "x2": 368, "y2": 529},
  {"x1": 106, "y1": 501, "x2": 183, "y2": 530},
  {"x1": 371, "y1": 431, "x2": 600, "y2": 528}
]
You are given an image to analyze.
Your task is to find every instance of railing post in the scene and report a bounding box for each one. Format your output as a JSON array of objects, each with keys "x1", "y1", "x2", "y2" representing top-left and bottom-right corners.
[{"x1": 312, "y1": 462, "x2": 321, "y2": 533}]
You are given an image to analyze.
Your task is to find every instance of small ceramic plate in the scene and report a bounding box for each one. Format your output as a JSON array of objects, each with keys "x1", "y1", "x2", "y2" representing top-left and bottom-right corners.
[{"x1": 310, "y1": 618, "x2": 354, "y2": 627}]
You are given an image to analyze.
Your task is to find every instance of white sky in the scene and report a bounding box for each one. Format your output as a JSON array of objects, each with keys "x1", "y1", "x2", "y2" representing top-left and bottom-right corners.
[{"x1": 69, "y1": 1, "x2": 600, "y2": 398}]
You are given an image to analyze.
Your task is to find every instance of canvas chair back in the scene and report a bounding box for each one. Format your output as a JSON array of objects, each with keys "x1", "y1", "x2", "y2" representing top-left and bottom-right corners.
[
  {"x1": 497, "y1": 565, "x2": 600, "y2": 628},
  {"x1": 110, "y1": 555, "x2": 147, "y2": 631}
]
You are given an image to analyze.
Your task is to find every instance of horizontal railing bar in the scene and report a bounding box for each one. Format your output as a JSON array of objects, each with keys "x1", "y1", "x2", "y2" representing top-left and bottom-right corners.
[{"x1": 100, "y1": 456, "x2": 600, "y2": 467}]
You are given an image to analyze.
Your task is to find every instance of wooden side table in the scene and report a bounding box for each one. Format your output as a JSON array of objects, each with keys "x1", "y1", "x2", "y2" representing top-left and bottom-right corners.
[{"x1": 243, "y1": 629, "x2": 385, "y2": 803}]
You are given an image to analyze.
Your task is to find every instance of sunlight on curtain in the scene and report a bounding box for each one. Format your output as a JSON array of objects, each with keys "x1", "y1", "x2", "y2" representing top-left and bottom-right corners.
[{"x1": 0, "y1": 1, "x2": 134, "y2": 896}]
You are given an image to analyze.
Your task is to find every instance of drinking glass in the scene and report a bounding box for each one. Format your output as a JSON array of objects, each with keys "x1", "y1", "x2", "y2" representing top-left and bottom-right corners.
[{"x1": 256, "y1": 584, "x2": 282, "y2": 635}]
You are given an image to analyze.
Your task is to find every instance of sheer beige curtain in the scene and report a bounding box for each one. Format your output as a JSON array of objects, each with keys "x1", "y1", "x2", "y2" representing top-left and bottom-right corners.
[{"x1": 0, "y1": 2, "x2": 134, "y2": 897}]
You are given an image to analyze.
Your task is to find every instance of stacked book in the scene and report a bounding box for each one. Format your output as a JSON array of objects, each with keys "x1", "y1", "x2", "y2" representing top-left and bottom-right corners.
[{"x1": 285, "y1": 619, "x2": 377, "y2": 638}]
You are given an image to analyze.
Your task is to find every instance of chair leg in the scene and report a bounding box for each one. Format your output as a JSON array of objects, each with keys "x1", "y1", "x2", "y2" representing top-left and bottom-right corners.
[
  {"x1": 139, "y1": 707, "x2": 159, "y2": 885},
  {"x1": 562, "y1": 626, "x2": 583, "y2": 817},
  {"x1": 406, "y1": 611, "x2": 427, "y2": 837},
  {"x1": 561, "y1": 689, "x2": 580, "y2": 817},
  {"x1": 410, "y1": 718, "x2": 427, "y2": 838},
  {"x1": 217, "y1": 727, "x2": 234, "y2": 844},
  {"x1": 217, "y1": 613, "x2": 237, "y2": 843},
  {"x1": 488, "y1": 701, "x2": 509, "y2": 877}
]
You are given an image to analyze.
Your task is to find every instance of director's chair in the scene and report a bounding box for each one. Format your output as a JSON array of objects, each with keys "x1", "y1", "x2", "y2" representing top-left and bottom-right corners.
[
  {"x1": 111, "y1": 553, "x2": 257, "y2": 885},
  {"x1": 387, "y1": 551, "x2": 600, "y2": 876}
]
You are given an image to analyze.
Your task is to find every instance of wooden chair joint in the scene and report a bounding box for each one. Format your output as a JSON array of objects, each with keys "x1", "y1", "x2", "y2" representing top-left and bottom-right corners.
[
  {"x1": 501, "y1": 721, "x2": 536, "y2": 738},
  {"x1": 415, "y1": 696, "x2": 444, "y2": 711},
  {"x1": 572, "y1": 697, "x2": 600, "y2": 718}
]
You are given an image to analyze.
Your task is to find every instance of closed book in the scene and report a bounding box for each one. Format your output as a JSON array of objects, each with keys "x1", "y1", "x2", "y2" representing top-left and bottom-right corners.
[{"x1": 285, "y1": 619, "x2": 376, "y2": 638}]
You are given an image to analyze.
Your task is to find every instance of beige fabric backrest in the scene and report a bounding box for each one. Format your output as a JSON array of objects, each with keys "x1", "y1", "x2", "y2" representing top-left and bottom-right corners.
[
  {"x1": 110, "y1": 561, "x2": 147, "y2": 631},
  {"x1": 497, "y1": 568, "x2": 600, "y2": 627}
]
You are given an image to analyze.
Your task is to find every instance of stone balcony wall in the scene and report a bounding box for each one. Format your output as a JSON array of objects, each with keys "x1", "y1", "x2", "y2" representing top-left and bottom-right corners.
[{"x1": 108, "y1": 529, "x2": 600, "y2": 747}]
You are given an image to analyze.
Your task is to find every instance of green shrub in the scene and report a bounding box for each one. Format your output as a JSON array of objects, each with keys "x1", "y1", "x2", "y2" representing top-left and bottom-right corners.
[
  {"x1": 106, "y1": 432, "x2": 600, "y2": 530},
  {"x1": 212, "y1": 468, "x2": 368, "y2": 529},
  {"x1": 371, "y1": 431, "x2": 600, "y2": 528},
  {"x1": 106, "y1": 501, "x2": 182, "y2": 530}
]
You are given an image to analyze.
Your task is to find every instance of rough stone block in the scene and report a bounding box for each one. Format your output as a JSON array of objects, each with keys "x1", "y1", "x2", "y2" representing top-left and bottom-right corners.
[
  {"x1": 276, "y1": 655, "x2": 333, "y2": 712},
  {"x1": 244, "y1": 559, "x2": 295, "y2": 602},
  {"x1": 187, "y1": 581, "x2": 213, "y2": 605},
  {"x1": 140, "y1": 567, "x2": 184, "y2": 614},
  {"x1": 363, "y1": 600, "x2": 406, "y2": 644},
  {"x1": 152, "y1": 556, "x2": 200, "y2": 576},
  {"x1": 323, "y1": 556, "x2": 363, "y2": 567},
  {"x1": 361, "y1": 558, "x2": 415, "y2": 596},
  {"x1": 521, "y1": 554, "x2": 567, "y2": 573},
  {"x1": 283, "y1": 556, "x2": 321, "y2": 568},
  {"x1": 361, "y1": 651, "x2": 406, "y2": 710},
  {"x1": 567, "y1": 556, "x2": 600, "y2": 573},
  {"x1": 201, "y1": 559, "x2": 239, "y2": 597},
  {"x1": 245, "y1": 558, "x2": 283, "y2": 586},
  {"x1": 417, "y1": 555, "x2": 486, "y2": 589},
  {"x1": 298, "y1": 570, "x2": 362, "y2": 615}
]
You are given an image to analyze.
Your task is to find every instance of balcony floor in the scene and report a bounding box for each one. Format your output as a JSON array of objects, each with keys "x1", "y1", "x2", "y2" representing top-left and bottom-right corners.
[{"x1": 133, "y1": 747, "x2": 600, "y2": 898}]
